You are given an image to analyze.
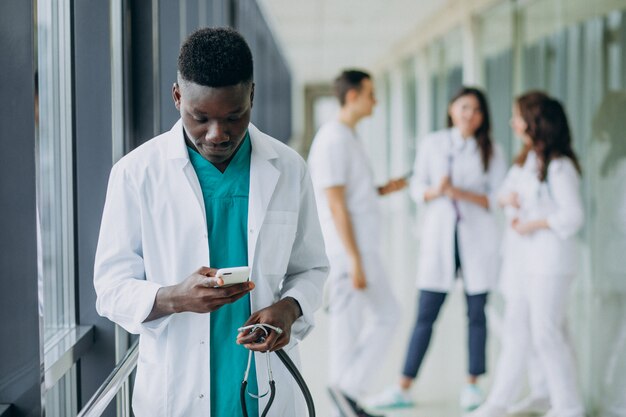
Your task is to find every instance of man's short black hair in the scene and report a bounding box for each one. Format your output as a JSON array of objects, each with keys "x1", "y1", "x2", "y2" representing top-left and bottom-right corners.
[
  {"x1": 334, "y1": 69, "x2": 371, "y2": 106},
  {"x1": 178, "y1": 27, "x2": 253, "y2": 87}
]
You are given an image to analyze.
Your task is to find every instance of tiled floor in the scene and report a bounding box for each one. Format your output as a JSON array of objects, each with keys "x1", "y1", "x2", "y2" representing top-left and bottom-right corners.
[{"x1": 299, "y1": 282, "x2": 501, "y2": 417}]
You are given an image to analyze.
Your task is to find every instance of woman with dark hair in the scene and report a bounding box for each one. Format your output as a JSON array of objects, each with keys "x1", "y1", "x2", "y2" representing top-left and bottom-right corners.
[
  {"x1": 368, "y1": 87, "x2": 506, "y2": 412},
  {"x1": 467, "y1": 91, "x2": 585, "y2": 417}
]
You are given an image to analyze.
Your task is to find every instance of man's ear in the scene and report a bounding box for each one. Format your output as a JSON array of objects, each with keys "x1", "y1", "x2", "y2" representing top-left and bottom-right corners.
[
  {"x1": 172, "y1": 83, "x2": 181, "y2": 111},
  {"x1": 250, "y1": 83, "x2": 255, "y2": 108},
  {"x1": 344, "y1": 88, "x2": 358, "y2": 105}
]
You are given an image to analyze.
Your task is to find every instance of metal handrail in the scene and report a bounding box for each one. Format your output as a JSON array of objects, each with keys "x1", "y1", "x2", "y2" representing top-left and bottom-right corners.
[{"x1": 77, "y1": 340, "x2": 138, "y2": 417}]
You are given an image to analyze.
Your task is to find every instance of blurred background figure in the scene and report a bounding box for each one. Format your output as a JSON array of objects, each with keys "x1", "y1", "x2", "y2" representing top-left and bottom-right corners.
[
  {"x1": 368, "y1": 87, "x2": 506, "y2": 413},
  {"x1": 493, "y1": 135, "x2": 551, "y2": 416},
  {"x1": 468, "y1": 92, "x2": 585, "y2": 417},
  {"x1": 308, "y1": 69, "x2": 407, "y2": 417}
]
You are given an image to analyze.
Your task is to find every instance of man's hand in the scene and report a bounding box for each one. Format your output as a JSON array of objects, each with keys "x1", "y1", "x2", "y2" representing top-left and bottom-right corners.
[
  {"x1": 511, "y1": 218, "x2": 548, "y2": 235},
  {"x1": 351, "y1": 258, "x2": 367, "y2": 290},
  {"x1": 236, "y1": 298, "x2": 301, "y2": 352},
  {"x1": 378, "y1": 178, "x2": 408, "y2": 195},
  {"x1": 500, "y1": 192, "x2": 521, "y2": 209},
  {"x1": 144, "y1": 266, "x2": 254, "y2": 322}
]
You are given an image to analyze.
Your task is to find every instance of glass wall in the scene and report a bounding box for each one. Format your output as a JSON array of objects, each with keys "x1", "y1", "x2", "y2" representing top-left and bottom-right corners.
[
  {"x1": 36, "y1": 0, "x2": 77, "y2": 413},
  {"x1": 428, "y1": 28, "x2": 464, "y2": 131},
  {"x1": 37, "y1": 0, "x2": 75, "y2": 343},
  {"x1": 370, "y1": 1, "x2": 626, "y2": 415},
  {"x1": 402, "y1": 57, "x2": 418, "y2": 168},
  {"x1": 480, "y1": 1, "x2": 515, "y2": 160}
]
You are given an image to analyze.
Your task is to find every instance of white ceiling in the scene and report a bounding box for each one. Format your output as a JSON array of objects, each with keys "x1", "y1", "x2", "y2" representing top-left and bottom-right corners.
[{"x1": 257, "y1": 0, "x2": 450, "y2": 85}]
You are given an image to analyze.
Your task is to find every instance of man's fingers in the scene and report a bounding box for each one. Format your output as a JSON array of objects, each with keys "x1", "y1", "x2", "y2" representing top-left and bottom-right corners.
[
  {"x1": 200, "y1": 276, "x2": 223, "y2": 287},
  {"x1": 236, "y1": 327, "x2": 266, "y2": 345},
  {"x1": 241, "y1": 331, "x2": 282, "y2": 352},
  {"x1": 208, "y1": 288, "x2": 251, "y2": 308},
  {"x1": 197, "y1": 266, "x2": 217, "y2": 277}
]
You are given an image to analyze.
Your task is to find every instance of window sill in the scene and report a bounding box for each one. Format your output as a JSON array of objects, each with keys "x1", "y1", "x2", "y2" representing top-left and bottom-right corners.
[{"x1": 44, "y1": 325, "x2": 94, "y2": 389}]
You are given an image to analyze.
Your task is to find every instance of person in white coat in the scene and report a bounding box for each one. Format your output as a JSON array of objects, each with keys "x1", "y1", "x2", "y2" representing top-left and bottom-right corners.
[
  {"x1": 368, "y1": 87, "x2": 506, "y2": 412},
  {"x1": 467, "y1": 91, "x2": 585, "y2": 417},
  {"x1": 496, "y1": 143, "x2": 551, "y2": 416},
  {"x1": 93, "y1": 28, "x2": 329, "y2": 417},
  {"x1": 307, "y1": 69, "x2": 407, "y2": 417}
]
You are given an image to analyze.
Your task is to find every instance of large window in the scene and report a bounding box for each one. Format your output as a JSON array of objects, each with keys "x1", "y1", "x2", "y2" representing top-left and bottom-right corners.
[
  {"x1": 402, "y1": 57, "x2": 418, "y2": 154},
  {"x1": 36, "y1": 0, "x2": 77, "y2": 414},
  {"x1": 428, "y1": 29, "x2": 464, "y2": 131},
  {"x1": 480, "y1": 1, "x2": 515, "y2": 160}
]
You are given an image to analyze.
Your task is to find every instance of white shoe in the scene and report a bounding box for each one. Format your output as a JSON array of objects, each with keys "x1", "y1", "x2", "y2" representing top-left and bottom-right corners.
[
  {"x1": 460, "y1": 384, "x2": 485, "y2": 412},
  {"x1": 509, "y1": 396, "x2": 551, "y2": 415},
  {"x1": 463, "y1": 403, "x2": 507, "y2": 417},
  {"x1": 365, "y1": 385, "x2": 414, "y2": 409}
]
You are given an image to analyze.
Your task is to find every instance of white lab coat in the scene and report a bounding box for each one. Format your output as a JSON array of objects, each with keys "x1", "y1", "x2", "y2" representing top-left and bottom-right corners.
[
  {"x1": 94, "y1": 120, "x2": 329, "y2": 417},
  {"x1": 497, "y1": 163, "x2": 527, "y2": 297},
  {"x1": 516, "y1": 152, "x2": 584, "y2": 276},
  {"x1": 487, "y1": 152, "x2": 585, "y2": 416},
  {"x1": 410, "y1": 128, "x2": 506, "y2": 295}
]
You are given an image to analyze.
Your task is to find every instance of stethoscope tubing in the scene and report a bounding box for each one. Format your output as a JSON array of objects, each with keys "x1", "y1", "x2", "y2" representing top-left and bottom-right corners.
[
  {"x1": 239, "y1": 323, "x2": 315, "y2": 417},
  {"x1": 241, "y1": 349, "x2": 315, "y2": 417}
]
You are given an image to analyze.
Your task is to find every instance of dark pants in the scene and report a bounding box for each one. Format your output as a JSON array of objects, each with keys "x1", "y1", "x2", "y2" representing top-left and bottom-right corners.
[
  {"x1": 401, "y1": 290, "x2": 488, "y2": 378},
  {"x1": 402, "y1": 229, "x2": 488, "y2": 378}
]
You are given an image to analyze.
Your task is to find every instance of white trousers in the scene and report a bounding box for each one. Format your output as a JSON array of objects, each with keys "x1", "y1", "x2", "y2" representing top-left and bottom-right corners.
[
  {"x1": 487, "y1": 273, "x2": 584, "y2": 417},
  {"x1": 328, "y1": 251, "x2": 400, "y2": 399},
  {"x1": 525, "y1": 352, "x2": 549, "y2": 400}
]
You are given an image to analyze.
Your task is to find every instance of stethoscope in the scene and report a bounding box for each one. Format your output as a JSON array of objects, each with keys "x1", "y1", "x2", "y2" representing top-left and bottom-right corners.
[{"x1": 237, "y1": 323, "x2": 316, "y2": 417}]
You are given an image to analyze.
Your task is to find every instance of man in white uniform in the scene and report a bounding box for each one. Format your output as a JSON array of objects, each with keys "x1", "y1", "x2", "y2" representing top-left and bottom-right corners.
[
  {"x1": 94, "y1": 27, "x2": 328, "y2": 416},
  {"x1": 308, "y1": 69, "x2": 407, "y2": 417}
]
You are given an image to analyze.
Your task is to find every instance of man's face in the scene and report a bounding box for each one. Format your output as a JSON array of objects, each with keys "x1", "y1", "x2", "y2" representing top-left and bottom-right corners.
[
  {"x1": 173, "y1": 80, "x2": 254, "y2": 165},
  {"x1": 352, "y1": 78, "x2": 377, "y2": 118}
]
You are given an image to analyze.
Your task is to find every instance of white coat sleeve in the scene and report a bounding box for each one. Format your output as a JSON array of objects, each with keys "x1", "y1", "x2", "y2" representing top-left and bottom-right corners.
[
  {"x1": 497, "y1": 165, "x2": 519, "y2": 201},
  {"x1": 497, "y1": 165, "x2": 521, "y2": 219},
  {"x1": 409, "y1": 135, "x2": 431, "y2": 204},
  {"x1": 94, "y1": 163, "x2": 170, "y2": 336},
  {"x1": 313, "y1": 134, "x2": 350, "y2": 189},
  {"x1": 280, "y1": 168, "x2": 330, "y2": 342},
  {"x1": 546, "y1": 159, "x2": 584, "y2": 239},
  {"x1": 487, "y1": 145, "x2": 508, "y2": 210}
]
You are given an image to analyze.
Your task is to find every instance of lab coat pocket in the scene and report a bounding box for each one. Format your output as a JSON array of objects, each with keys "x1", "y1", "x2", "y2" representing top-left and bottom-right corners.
[{"x1": 259, "y1": 211, "x2": 298, "y2": 277}]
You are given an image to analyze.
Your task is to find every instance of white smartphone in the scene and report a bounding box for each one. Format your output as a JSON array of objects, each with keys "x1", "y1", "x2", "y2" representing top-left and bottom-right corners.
[{"x1": 215, "y1": 266, "x2": 250, "y2": 287}]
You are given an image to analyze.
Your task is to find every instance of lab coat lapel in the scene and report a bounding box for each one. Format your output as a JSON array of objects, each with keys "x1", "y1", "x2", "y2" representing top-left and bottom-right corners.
[
  {"x1": 247, "y1": 124, "x2": 280, "y2": 267},
  {"x1": 166, "y1": 119, "x2": 208, "y2": 242}
]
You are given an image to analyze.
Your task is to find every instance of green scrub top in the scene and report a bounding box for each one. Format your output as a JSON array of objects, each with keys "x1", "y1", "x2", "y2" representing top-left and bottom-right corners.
[{"x1": 187, "y1": 132, "x2": 259, "y2": 417}]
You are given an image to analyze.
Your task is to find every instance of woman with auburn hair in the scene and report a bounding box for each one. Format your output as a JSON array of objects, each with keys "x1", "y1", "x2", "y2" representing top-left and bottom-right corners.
[
  {"x1": 467, "y1": 91, "x2": 585, "y2": 417},
  {"x1": 368, "y1": 87, "x2": 506, "y2": 412}
]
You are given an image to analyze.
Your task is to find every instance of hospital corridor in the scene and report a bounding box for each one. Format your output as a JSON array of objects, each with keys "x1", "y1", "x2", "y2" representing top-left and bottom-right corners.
[{"x1": 1, "y1": 0, "x2": 626, "y2": 416}]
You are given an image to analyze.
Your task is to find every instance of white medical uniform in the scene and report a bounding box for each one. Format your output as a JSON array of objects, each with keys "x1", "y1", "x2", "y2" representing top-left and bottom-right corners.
[
  {"x1": 496, "y1": 156, "x2": 548, "y2": 405},
  {"x1": 307, "y1": 120, "x2": 399, "y2": 399},
  {"x1": 487, "y1": 151, "x2": 585, "y2": 417},
  {"x1": 94, "y1": 120, "x2": 329, "y2": 417},
  {"x1": 410, "y1": 127, "x2": 506, "y2": 294}
]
